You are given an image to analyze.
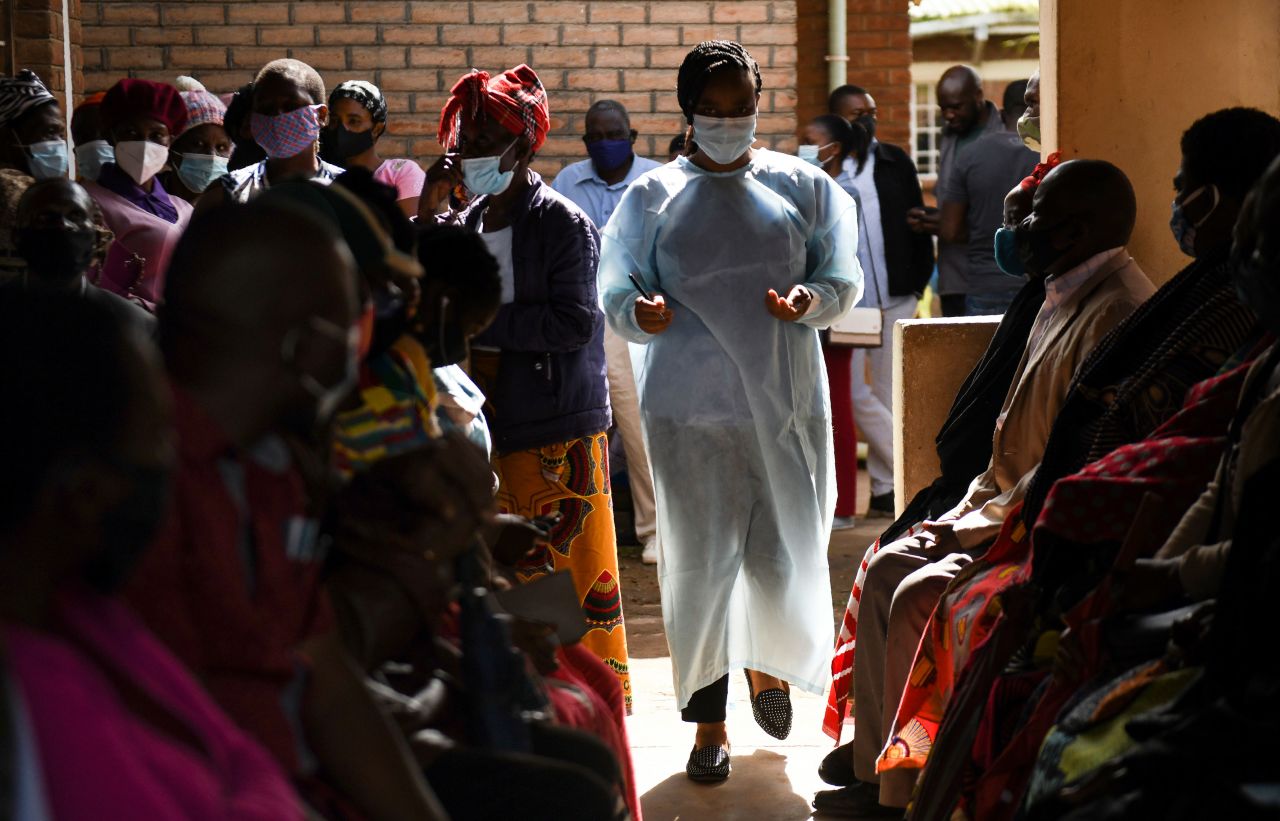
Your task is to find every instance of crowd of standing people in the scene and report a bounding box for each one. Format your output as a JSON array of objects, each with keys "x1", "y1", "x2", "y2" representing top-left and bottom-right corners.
[{"x1": 0, "y1": 30, "x2": 1278, "y2": 821}]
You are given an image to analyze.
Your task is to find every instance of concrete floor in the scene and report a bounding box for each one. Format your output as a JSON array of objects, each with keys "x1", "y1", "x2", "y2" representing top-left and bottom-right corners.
[{"x1": 617, "y1": 476, "x2": 886, "y2": 820}]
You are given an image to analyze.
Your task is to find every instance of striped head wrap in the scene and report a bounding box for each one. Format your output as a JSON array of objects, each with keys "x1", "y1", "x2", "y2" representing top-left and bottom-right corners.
[
  {"x1": 331, "y1": 80, "x2": 388, "y2": 124},
  {"x1": 0, "y1": 70, "x2": 57, "y2": 130},
  {"x1": 438, "y1": 64, "x2": 549, "y2": 153}
]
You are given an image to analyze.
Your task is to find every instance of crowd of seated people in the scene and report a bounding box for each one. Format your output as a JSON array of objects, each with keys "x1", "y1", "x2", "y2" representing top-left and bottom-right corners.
[
  {"x1": 0, "y1": 57, "x2": 640, "y2": 820},
  {"x1": 817, "y1": 105, "x2": 1280, "y2": 819}
]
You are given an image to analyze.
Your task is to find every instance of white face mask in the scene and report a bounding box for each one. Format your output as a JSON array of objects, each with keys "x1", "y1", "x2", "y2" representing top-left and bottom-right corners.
[
  {"x1": 114, "y1": 140, "x2": 170, "y2": 186},
  {"x1": 461, "y1": 139, "x2": 518, "y2": 197},
  {"x1": 692, "y1": 114, "x2": 758, "y2": 165},
  {"x1": 798, "y1": 142, "x2": 836, "y2": 167}
]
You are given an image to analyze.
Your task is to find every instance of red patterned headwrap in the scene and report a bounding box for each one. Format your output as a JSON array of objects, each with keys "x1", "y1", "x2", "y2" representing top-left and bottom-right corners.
[
  {"x1": 438, "y1": 64, "x2": 549, "y2": 153},
  {"x1": 1020, "y1": 151, "x2": 1063, "y2": 191}
]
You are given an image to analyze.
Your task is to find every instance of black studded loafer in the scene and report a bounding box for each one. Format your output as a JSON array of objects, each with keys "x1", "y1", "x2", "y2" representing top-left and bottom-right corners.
[
  {"x1": 746, "y1": 670, "x2": 793, "y2": 740},
  {"x1": 686, "y1": 743, "x2": 731, "y2": 783}
]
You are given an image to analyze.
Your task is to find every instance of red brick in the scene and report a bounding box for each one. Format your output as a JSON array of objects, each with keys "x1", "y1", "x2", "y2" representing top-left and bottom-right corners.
[
  {"x1": 529, "y1": 45, "x2": 592, "y2": 68},
  {"x1": 757, "y1": 112, "x2": 795, "y2": 132},
  {"x1": 502, "y1": 23, "x2": 555, "y2": 45},
  {"x1": 291, "y1": 46, "x2": 347, "y2": 69},
  {"x1": 382, "y1": 112, "x2": 438, "y2": 133},
  {"x1": 621, "y1": 24, "x2": 679, "y2": 45},
  {"x1": 771, "y1": 88, "x2": 798, "y2": 109},
  {"x1": 848, "y1": 32, "x2": 890, "y2": 49},
  {"x1": 350, "y1": 45, "x2": 408, "y2": 69},
  {"x1": 532, "y1": 2, "x2": 586, "y2": 23},
  {"x1": 350, "y1": 1, "x2": 408, "y2": 23},
  {"x1": 649, "y1": 2, "x2": 710, "y2": 23},
  {"x1": 742, "y1": 22, "x2": 794, "y2": 45},
  {"x1": 622, "y1": 69, "x2": 675, "y2": 92},
  {"x1": 383, "y1": 90, "x2": 411, "y2": 111},
  {"x1": 196, "y1": 24, "x2": 257, "y2": 45},
  {"x1": 771, "y1": 1, "x2": 798, "y2": 22},
  {"x1": 105, "y1": 45, "x2": 164, "y2": 69},
  {"x1": 407, "y1": 2, "x2": 469, "y2": 23},
  {"x1": 588, "y1": 3, "x2": 645, "y2": 23},
  {"x1": 257, "y1": 25, "x2": 317, "y2": 46},
  {"x1": 82, "y1": 48, "x2": 105, "y2": 71},
  {"x1": 760, "y1": 67, "x2": 796, "y2": 88},
  {"x1": 560, "y1": 23, "x2": 619, "y2": 45},
  {"x1": 471, "y1": 1, "x2": 530, "y2": 23},
  {"x1": 100, "y1": 3, "x2": 160, "y2": 25},
  {"x1": 230, "y1": 46, "x2": 291, "y2": 69},
  {"x1": 554, "y1": 90, "x2": 594, "y2": 111},
  {"x1": 628, "y1": 112, "x2": 679, "y2": 133},
  {"x1": 647, "y1": 45, "x2": 692, "y2": 68},
  {"x1": 290, "y1": 1, "x2": 345, "y2": 23},
  {"x1": 594, "y1": 46, "x2": 647, "y2": 68},
  {"x1": 14, "y1": 9, "x2": 60, "y2": 38},
  {"x1": 83, "y1": 24, "x2": 131, "y2": 45},
  {"x1": 160, "y1": 3, "x2": 224, "y2": 25},
  {"x1": 441, "y1": 24, "x2": 500, "y2": 44},
  {"x1": 408, "y1": 45, "x2": 468, "y2": 66},
  {"x1": 136, "y1": 25, "x2": 193, "y2": 45},
  {"x1": 468, "y1": 45, "x2": 532, "y2": 68},
  {"x1": 382, "y1": 24, "x2": 442, "y2": 44},
  {"x1": 713, "y1": 3, "x2": 768, "y2": 23},
  {"x1": 771, "y1": 45, "x2": 798, "y2": 66},
  {"x1": 228, "y1": 2, "x2": 289, "y2": 23},
  {"x1": 565, "y1": 68, "x2": 620, "y2": 91},
  {"x1": 539, "y1": 135, "x2": 585, "y2": 155},
  {"x1": 317, "y1": 24, "x2": 377, "y2": 43},
  {"x1": 379, "y1": 68, "x2": 440, "y2": 91},
  {"x1": 679, "y1": 24, "x2": 741, "y2": 44}
]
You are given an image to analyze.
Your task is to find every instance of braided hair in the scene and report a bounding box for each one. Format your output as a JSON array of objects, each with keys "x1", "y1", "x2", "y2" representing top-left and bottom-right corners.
[{"x1": 676, "y1": 40, "x2": 762, "y2": 125}]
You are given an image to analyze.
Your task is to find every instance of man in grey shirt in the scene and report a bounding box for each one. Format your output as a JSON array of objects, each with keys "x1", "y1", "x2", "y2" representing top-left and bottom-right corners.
[{"x1": 937, "y1": 79, "x2": 1038, "y2": 315}]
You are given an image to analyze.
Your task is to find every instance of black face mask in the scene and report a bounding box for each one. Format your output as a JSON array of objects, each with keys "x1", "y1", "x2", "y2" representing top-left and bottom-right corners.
[
  {"x1": 320, "y1": 125, "x2": 377, "y2": 166},
  {"x1": 421, "y1": 296, "x2": 469, "y2": 367},
  {"x1": 368, "y1": 286, "x2": 410, "y2": 360},
  {"x1": 84, "y1": 461, "x2": 171, "y2": 594},
  {"x1": 1016, "y1": 219, "x2": 1071, "y2": 278},
  {"x1": 17, "y1": 226, "x2": 97, "y2": 287},
  {"x1": 855, "y1": 114, "x2": 877, "y2": 143},
  {"x1": 1235, "y1": 251, "x2": 1280, "y2": 336}
]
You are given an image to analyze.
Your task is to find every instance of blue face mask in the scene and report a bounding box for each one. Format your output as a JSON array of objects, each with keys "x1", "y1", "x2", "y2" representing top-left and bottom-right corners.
[
  {"x1": 1170, "y1": 184, "x2": 1218, "y2": 258},
  {"x1": 25, "y1": 140, "x2": 68, "y2": 180},
  {"x1": 797, "y1": 142, "x2": 836, "y2": 167},
  {"x1": 993, "y1": 226, "x2": 1026, "y2": 277},
  {"x1": 586, "y1": 138, "x2": 633, "y2": 173},
  {"x1": 173, "y1": 152, "x2": 230, "y2": 194},
  {"x1": 74, "y1": 140, "x2": 114, "y2": 182},
  {"x1": 462, "y1": 139, "x2": 518, "y2": 196}
]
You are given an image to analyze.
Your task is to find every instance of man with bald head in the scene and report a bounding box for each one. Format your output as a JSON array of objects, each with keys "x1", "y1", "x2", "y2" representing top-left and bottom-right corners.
[
  {"x1": 817, "y1": 160, "x2": 1154, "y2": 817},
  {"x1": 11, "y1": 177, "x2": 152, "y2": 333},
  {"x1": 126, "y1": 200, "x2": 449, "y2": 819}
]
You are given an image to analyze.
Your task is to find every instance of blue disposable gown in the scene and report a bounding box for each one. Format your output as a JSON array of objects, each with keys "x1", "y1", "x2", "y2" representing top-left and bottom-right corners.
[{"x1": 598, "y1": 150, "x2": 863, "y2": 709}]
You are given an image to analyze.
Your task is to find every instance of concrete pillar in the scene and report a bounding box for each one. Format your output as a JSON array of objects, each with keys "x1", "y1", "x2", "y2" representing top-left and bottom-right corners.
[
  {"x1": 892, "y1": 317, "x2": 1000, "y2": 515},
  {"x1": 1041, "y1": 0, "x2": 1280, "y2": 286}
]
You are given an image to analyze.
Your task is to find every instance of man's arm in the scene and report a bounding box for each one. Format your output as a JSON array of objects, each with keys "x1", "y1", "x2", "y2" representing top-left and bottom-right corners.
[
  {"x1": 299, "y1": 631, "x2": 447, "y2": 821},
  {"x1": 939, "y1": 200, "x2": 968, "y2": 245}
]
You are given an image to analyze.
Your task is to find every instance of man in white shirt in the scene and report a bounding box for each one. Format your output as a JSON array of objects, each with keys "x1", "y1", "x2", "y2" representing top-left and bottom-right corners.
[{"x1": 552, "y1": 100, "x2": 664, "y2": 563}]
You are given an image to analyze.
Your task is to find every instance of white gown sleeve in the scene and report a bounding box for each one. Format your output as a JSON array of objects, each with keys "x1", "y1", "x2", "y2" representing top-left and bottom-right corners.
[
  {"x1": 797, "y1": 174, "x2": 863, "y2": 329},
  {"x1": 598, "y1": 182, "x2": 658, "y2": 344}
]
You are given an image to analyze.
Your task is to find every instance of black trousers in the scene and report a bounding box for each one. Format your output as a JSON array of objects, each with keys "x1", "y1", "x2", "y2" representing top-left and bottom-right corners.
[
  {"x1": 681, "y1": 674, "x2": 729, "y2": 723},
  {"x1": 940, "y1": 293, "x2": 968, "y2": 317}
]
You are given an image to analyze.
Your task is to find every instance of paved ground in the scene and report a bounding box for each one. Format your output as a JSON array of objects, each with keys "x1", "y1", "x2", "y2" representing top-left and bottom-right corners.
[{"x1": 617, "y1": 474, "x2": 887, "y2": 820}]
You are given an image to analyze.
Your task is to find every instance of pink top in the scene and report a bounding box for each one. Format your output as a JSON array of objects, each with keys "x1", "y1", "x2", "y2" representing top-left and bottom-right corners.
[
  {"x1": 3, "y1": 588, "x2": 302, "y2": 821},
  {"x1": 84, "y1": 180, "x2": 193, "y2": 311},
  {"x1": 374, "y1": 158, "x2": 426, "y2": 201}
]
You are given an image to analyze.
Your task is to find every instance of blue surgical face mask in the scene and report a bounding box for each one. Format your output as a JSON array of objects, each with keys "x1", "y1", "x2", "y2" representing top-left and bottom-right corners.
[
  {"x1": 74, "y1": 140, "x2": 114, "y2": 182},
  {"x1": 692, "y1": 114, "x2": 757, "y2": 165},
  {"x1": 25, "y1": 139, "x2": 68, "y2": 180},
  {"x1": 462, "y1": 139, "x2": 518, "y2": 196},
  {"x1": 173, "y1": 152, "x2": 230, "y2": 194},
  {"x1": 1170, "y1": 184, "x2": 1219, "y2": 258},
  {"x1": 797, "y1": 142, "x2": 836, "y2": 167},
  {"x1": 993, "y1": 226, "x2": 1027, "y2": 277}
]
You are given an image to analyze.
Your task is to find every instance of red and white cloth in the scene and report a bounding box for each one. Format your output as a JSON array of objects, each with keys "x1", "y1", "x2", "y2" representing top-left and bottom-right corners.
[{"x1": 438, "y1": 64, "x2": 549, "y2": 152}]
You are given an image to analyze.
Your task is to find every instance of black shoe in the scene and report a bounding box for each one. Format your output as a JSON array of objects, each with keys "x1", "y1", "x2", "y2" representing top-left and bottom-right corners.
[
  {"x1": 686, "y1": 744, "x2": 731, "y2": 783},
  {"x1": 866, "y1": 492, "x2": 895, "y2": 519},
  {"x1": 745, "y1": 670, "x2": 792, "y2": 740},
  {"x1": 813, "y1": 783, "x2": 904, "y2": 818},
  {"x1": 818, "y1": 740, "x2": 858, "y2": 786}
]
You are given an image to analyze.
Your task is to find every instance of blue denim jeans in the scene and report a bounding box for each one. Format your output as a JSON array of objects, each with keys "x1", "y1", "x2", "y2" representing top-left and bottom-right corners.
[{"x1": 963, "y1": 288, "x2": 1021, "y2": 317}]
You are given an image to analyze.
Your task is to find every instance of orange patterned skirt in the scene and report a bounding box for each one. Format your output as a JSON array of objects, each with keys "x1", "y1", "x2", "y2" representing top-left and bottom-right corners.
[{"x1": 494, "y1": 431, "x2": 632, "y2": 710}]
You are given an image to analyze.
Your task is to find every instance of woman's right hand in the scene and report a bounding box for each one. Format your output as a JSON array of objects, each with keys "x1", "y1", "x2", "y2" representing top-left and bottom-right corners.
[
  {"x1": 635, "y1": 294, "x2": 673, "y2": 334},
  {"x1": 419, "y1": 153, "x2": 463, "y2": 220}
]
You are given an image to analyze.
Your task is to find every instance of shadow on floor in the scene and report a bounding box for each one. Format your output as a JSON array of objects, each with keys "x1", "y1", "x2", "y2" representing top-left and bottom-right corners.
[{"x1": 640, "y1": 748, "x2": 816, "y2": 820}]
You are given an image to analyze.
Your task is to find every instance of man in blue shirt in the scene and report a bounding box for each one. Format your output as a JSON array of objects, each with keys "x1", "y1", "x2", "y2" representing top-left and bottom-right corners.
[{"x1": 553, "y1": 100, "x2": 664, "y2": 564}]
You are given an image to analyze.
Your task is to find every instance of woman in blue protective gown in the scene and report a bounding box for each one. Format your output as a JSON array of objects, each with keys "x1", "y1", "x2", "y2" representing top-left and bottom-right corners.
[{"x1": 598, "y1": 40, "x2": 863, "y2": 782}]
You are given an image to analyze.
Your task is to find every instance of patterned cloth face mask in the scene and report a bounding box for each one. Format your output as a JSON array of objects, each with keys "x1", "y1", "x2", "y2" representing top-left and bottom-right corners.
[{"x1": 251, "y1": 105, "x2": 324, "y2": 160}]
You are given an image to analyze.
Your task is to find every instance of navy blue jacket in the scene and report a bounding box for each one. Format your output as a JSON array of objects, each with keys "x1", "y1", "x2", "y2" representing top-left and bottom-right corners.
[{"x1": 464, "y1": 173, "x2": 611, "y2": 454}]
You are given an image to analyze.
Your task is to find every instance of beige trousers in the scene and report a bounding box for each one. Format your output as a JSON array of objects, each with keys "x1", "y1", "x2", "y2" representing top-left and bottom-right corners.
[
  {"x1": 604, "y1": 325, "x2": 658, "y2": 548},
  {"x1": 850, "y1": 530, "x2": 974, "y2": 807}
]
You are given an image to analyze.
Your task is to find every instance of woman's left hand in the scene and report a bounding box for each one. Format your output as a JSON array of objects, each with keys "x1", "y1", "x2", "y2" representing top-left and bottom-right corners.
[{"x1": 765, "y1": 285, "x2": 812, "y2": 322}]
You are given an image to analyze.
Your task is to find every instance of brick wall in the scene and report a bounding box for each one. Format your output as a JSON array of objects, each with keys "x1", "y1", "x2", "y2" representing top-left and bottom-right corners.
[
  {"x1": 81, "y1": 0, "x2": 800, "y2": 178},
  {"x1": 794, "y1": 0, "x2": 911, "y2": 150},
  {"x1": 9, "y1": 0, "x2": 84, "y2": 114}
]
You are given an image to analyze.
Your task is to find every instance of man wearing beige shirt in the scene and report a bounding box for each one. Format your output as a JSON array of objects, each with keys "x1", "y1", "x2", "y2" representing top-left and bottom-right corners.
[{"x1": 833, "y1": 160, "x2": 1156, "y2": 816}]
